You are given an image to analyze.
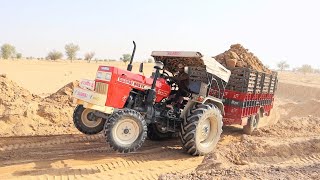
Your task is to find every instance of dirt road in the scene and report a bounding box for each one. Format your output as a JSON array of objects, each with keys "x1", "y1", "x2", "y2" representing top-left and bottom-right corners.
[{"x1": 0, "y1": 134, "x2": 203, "y2": 180}]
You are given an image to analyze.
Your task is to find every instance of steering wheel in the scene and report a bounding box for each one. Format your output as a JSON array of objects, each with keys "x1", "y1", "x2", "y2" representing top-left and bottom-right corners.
[
  {"x1": 161, "y1": 70, "x2": 178, "y2": 90},
  {"x1": 161, "y1": 70, "x2": 171, "y2": 79}
]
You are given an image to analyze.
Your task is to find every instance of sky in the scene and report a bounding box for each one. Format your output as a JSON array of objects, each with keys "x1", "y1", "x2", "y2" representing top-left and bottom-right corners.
[{"x1": 1, "y1": 0, "x2": 319, "y2": 69}]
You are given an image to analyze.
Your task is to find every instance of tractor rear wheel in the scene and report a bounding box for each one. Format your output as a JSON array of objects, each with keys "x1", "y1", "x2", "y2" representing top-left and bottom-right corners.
[
  {"x1": 180, "y1": 103, "x2": 223, "y2": 156},
  {"x1": 104, "y1": 109, "x2": 147, "y2": 153},
  {"x1": 73, "y1": 105, "x2": 106, "y2": 135},
  {"x1": 243, "y1": 113, "x2": 260, "y2": 135},
  {"x1": 147, "y1": 123, "x2": 174, "y2": 140}
]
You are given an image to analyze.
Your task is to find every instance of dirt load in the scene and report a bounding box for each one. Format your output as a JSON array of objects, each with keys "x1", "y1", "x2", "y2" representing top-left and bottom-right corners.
[
  {"x1": 214, "y1": 44, "x2": 271, "y2": 73},
  {"x1": 0, "y1": 76, "x2": 79, "y2": 137}
]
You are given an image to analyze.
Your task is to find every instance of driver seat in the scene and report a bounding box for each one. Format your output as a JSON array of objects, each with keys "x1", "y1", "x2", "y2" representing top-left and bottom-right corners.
[{"x1": 184, "y1": 66, "x2": 208, "y2": 95}]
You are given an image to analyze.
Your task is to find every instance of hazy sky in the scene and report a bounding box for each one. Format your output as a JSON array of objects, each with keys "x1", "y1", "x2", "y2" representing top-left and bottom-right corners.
[{"x1": 1, "y1": 0, "x2": 319, "y2": 69}]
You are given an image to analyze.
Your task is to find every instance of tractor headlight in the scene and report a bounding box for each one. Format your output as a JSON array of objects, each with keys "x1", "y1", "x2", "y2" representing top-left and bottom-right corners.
[
  {"x1": 105, "y1": 73, "x2": 111, "y2": 80},
  {"x1": 154, "y1": 61, "x2": 164, "y2": 70},
  {"x1": 96, "y1": 72, "x2": 103, "y2": 79},
  {"x1": 96, "y1": 71, "x2": 111, "y2": 81}
]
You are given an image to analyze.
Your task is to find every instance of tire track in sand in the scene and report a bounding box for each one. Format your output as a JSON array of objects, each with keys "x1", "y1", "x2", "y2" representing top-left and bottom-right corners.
[{"x1": 0, "y1": 135, "x2": 203, "y2": 180}]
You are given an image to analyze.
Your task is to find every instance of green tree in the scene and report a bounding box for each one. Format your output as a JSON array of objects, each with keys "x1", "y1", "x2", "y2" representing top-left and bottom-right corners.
[
  {"x1": 65, "y1": 43, "x2": 80, "y2": 62},
  {"x1": 47, "y1": 50, "x2": 63, "y2": 60},
  {"x1": 298, "y1": 64, "x2": 313, "y2": 74},
  {"x1": 147, "y1": 58, "x2": 154, "y2": 63},
  {"x1": 16, "y1": 53, "x2": 22, "y2": 59},
  {"x1": 84, "y1": 52, "x2": 95, "y2": 63},
  {"x1": 120, "y1": 54, "x2": 131, "y2": 64},
  {"x1": 1, "y1": 44, "x2": 16, "y2": 59},
  {"x1": 277, "y1": 61, "x2": 289, "y2": 71}
]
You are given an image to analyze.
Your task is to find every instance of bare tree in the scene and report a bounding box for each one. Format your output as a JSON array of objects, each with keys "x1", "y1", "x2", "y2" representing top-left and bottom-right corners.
[
  {"x1": 277, "y1": 61, "x2": 289, "y2": 71},
  {"x1": 84, "y1": 52, "x2": 95, "y2": 63},
  {"x1": 47, "y1": 50, "x2": 63, "y2": 60},
  {"x1": 65, "y1": 43, "x2": 80, "y2": 62}
]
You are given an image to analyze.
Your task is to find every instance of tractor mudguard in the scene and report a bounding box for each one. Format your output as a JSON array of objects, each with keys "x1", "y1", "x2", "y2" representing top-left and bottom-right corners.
[{"x1": 180, "y1": 96, "x2": 224, "y2": 118}]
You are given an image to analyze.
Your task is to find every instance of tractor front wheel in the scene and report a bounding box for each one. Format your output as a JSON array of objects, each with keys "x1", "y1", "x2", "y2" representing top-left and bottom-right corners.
[
  {"x1": 73, "y1": 105, "x2": 107, "y2": 135},
  {"x1": 104, "y1": 109, "x2": 147, "y2": 153},
  {"x1": 180, "y1": 103, "x2": 223, "y2": 156}
]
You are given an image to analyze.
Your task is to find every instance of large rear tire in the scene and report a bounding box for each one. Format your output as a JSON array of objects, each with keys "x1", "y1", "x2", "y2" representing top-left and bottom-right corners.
[
  {"x1": 104, "y1": 109, "x2": 147, "y2": 153},
  {"x1": 180, "y1": 103, "x2": 223, "y2": 156},
  {"x1": 73, "y1": 105, "x2": 106, "y2": 135}
]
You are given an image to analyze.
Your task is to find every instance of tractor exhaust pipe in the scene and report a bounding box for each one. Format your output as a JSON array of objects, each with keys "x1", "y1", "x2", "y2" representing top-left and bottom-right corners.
[{"x1": 127, "y1": 41, "x2": 136, "y2": 71}]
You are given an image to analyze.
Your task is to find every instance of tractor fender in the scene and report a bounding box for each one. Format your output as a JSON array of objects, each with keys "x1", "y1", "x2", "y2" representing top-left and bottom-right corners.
[
  {"x1": 180, "y1": 96, "x2": 224, "y2": 118},
  {"x1": 202, "y1": 97, "x2": 225, "y2": 115}
]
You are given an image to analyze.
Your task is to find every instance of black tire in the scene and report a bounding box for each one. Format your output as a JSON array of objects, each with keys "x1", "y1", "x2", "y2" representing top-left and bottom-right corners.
[
  {"x1": 243, "y1": 113, "x2": 260, "y2": 135},
  {"x1": 147, "y1": 123, "x2": 174, "y2": 141},
  {"x1": 180, "y1": 103, "x2": 223, "y2": 156},
  {"x1": 104, "y1": 109, "x2": 147, "y2": 153},
  {"x1": 73, "y1": 105, "x2": 106, "y2": 135}
]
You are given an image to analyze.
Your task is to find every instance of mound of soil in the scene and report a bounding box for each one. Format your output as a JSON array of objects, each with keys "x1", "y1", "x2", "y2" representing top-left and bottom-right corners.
[
  {"x1": 44, "y1": 81, "x2": 79, "y2": 106},
  {"x1": 0, "y1": 76, "x2": 79, "y2": 137},
  {"x1": 214, "y1": 44, "x2": 271, "y2": 73}
]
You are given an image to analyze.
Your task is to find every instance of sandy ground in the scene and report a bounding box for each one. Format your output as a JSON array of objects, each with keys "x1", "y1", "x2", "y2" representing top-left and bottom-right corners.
[
  {"x1": 0, "y1": 60, "x2": 320, "y2": 179},
  {"x1": 1, "y1": 60, "x2": 154, "y2": 96}
]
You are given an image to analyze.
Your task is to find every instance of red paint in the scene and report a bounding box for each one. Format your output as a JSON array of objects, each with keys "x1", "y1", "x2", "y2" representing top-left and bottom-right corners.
[
  {"x1": 95, "y1": 66, "x2": 171, "y2": 109},
  {"x1": 222, "y1": 89, "x2": 275, "y2": 125}
]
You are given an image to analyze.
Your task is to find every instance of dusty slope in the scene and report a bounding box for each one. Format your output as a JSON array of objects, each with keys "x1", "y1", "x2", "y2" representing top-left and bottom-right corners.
[{"x1": 0, "y1": 76, "x2": 79, "y2": 137}]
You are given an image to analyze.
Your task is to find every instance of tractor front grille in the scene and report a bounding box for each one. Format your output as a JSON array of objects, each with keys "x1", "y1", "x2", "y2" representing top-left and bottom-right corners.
[{"x1": 95, "y1": 82, "x2": 108, "y2": 94}]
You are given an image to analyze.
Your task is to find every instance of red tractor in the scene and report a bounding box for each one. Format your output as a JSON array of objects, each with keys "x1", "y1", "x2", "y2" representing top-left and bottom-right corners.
[{"x1": 72, "y1": 42, "x2": 231, "y2": 155}]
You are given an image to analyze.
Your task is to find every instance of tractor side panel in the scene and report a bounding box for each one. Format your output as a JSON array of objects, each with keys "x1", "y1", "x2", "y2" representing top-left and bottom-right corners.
[
  {"x1": 96, "y1": 66, "x2": 171, "y2": 109},
  {"x1": 105, "y1": 71, "x2": 132, "y2": 109}
]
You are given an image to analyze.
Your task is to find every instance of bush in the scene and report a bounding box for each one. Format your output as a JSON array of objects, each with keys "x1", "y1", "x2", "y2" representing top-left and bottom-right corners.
[
  {"x1": 147, "y1": 58, "x2": 154, "y2": 63},
  {"x1": 47, "y1": 50, "x2": 63, "y2": 60},
  {"x1": 298, "y1": 64, "x2": 313, "y2": 74},
  {"x1": 16, "y1": 53, "x2": 22, "y2": 59}
]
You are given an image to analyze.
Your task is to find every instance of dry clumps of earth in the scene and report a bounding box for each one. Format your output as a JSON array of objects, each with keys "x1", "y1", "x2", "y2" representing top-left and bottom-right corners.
[
  {"x1": 154, "y1": 44, "x2": 271, "y2": 74},
  {"x1": 214, "y1": 44, "x2": 271, "y2": 73},
  {"x1": 0, "y1": 75, "x2": 79, "y2": 137}
]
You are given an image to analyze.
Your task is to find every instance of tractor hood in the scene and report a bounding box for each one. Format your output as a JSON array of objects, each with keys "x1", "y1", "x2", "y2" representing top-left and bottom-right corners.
[{"x1": 151, "y1": 51, "x2": 231, "y2": 82}]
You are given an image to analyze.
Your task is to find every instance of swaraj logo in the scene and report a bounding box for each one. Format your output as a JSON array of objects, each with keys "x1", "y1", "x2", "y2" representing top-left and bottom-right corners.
[
  {"x1": 167, "y1": 51, "x2": 181, "y2": 56},
  {"x1": 118, "y1": 77, "x2": 151, "y2": 90}
]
